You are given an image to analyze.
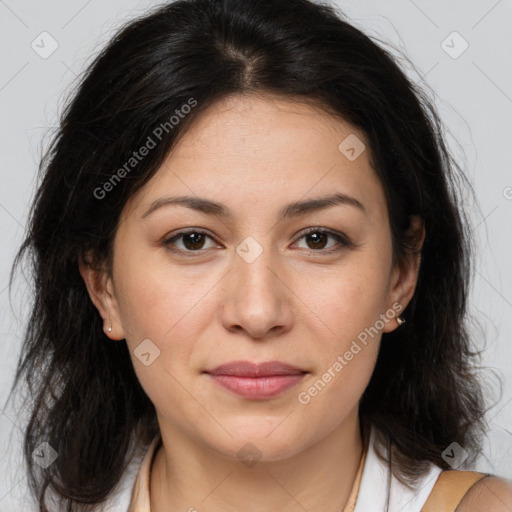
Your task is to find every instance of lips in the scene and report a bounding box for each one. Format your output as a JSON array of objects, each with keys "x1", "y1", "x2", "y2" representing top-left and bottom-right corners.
[
  {"x1": 205, "y1": 361, "x2": 307, "y2": 399},
  {"x1": 206, "y1": 360, "x2": 306, "y2": 377}
]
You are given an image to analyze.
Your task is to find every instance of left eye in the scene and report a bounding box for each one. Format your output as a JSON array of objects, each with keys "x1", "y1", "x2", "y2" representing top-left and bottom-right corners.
[{"x1": 294, "y1": 229, "x2": 351, "y2": 252}]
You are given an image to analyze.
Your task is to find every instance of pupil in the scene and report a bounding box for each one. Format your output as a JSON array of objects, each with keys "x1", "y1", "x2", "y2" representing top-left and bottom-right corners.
[
  {"x1": 184, "y1": 233, "x2": 204, "y2": 250},
  {"x1": 308, "y1": 232, "x2": 326, "y2": 249}
]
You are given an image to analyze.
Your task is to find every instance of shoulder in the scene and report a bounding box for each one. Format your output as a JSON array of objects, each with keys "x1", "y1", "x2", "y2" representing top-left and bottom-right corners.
[{"x1": 456, "y1": 475, "x2": 512, "y2": 511}]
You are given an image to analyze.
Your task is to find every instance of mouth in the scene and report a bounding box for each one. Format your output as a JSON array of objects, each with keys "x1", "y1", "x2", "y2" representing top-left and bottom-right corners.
[{"x1": 204, "y1": 360, "x2": 308, "y2": 399}]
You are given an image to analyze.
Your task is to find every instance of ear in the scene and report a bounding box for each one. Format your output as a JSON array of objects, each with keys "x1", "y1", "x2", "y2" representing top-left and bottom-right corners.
[
  {"x1": 78, "y1": 251, "x2": 126, "y2": 340},
  {"x1": 382, "y1": 215, "x2": 425, "y2": 333}
]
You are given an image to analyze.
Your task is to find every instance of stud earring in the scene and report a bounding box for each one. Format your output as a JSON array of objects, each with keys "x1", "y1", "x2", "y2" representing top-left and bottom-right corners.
[
  {"x1": 107, "y1": 322, "x2": 112, "y2": 333},
  {"x1": 396, "y1": 316, "x2": 406, "y2": 326}
]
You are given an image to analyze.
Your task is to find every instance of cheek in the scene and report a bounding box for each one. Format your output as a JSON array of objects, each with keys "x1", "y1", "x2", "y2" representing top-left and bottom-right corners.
[
  {"x1": 114, "y1": 267, "x2": 208, "y2": 411},
  {"x1": 307, "y1": 257, "x2": 392, "y2": 344},
  {"x1": 113, "y1": 256, "x2": 223, "y2": 401},
  {"x1": 294, "y1": 250, "x2": 390, "y2": 403},
  {"x1": 294, "y1": 346, "x2": 377, "y2": 451},
  {"x1": 114, "y1": 250, "x2": 210, "y2": 342},
  {"x1": 294, "y1": 276, "x2": 384, "y2": 439},
  {"x1": 306, "y1": 276, "x2": 383, "y2": 395}
]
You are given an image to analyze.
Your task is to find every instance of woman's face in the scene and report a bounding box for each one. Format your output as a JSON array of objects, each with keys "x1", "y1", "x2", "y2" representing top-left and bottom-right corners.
[{"x1": 82, "y1": 93, "x2": 421, "y2": 461}]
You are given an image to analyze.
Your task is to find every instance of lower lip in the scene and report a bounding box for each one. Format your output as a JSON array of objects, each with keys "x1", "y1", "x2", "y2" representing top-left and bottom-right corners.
[{"x1": 207, "y1": 373, "x2": 306, "y2": 399}]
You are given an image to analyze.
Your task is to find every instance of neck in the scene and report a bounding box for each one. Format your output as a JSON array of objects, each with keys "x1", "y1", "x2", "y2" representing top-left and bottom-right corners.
[{"x1": 150, "y1": 410, "x2": 366, "y2": 512}]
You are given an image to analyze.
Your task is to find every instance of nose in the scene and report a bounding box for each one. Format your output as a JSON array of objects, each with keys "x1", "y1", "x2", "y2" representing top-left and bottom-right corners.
[{"x1": 220, "y1": 243, "x2": 294, "y2": 340}]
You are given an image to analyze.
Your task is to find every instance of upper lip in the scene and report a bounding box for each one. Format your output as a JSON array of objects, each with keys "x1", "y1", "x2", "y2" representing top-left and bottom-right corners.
[{"x1": 205, "y1": 360, "x2": 307, "y2": 377}]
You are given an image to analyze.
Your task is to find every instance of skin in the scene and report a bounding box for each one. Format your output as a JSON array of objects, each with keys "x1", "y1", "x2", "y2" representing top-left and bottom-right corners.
[
  {"x1": 457, "y1": 476, "x2": 512, "y2": 511},
  {"x1": 80, "y1": 92, "x2": 427, "y2": 511}
]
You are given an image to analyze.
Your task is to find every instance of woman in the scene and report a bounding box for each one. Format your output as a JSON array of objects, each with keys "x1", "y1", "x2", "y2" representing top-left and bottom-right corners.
[{"x1": 7, "y1": 0, "x2": 512, "y2": 510}]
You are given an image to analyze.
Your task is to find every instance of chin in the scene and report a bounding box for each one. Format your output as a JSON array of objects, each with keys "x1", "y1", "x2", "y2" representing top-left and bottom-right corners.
[{"x1": 205, "y1": 422, "x2": 314, "y2": 463}]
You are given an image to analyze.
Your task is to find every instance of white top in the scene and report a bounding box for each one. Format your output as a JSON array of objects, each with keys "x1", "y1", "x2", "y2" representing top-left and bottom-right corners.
[
  {"x1": 58, "y1": 424, "x2": 443, "y2": 511},
  {"x1": 354, "y1": 426, "x2": 442, "y2": 511}
]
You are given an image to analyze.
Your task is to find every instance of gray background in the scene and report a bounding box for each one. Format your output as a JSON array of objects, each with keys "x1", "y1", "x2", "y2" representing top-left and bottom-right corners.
[{"x1": 1, "y1": 0, "x2": 511, "y2": 509}]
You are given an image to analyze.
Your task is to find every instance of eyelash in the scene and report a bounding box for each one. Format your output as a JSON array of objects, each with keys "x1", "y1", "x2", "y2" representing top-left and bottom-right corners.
[{"x1": 162, "y1": 227, "x2": 354, "y2": 256}]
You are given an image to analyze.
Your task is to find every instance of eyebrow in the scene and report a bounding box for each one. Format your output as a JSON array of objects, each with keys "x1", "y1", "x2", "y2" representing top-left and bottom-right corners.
[{"x1": 140, "y1": 192, "x2": 367, "y2": 220}]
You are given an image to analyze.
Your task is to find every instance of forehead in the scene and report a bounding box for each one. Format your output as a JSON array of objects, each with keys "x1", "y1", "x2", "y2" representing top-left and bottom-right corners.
[
  {"x1": 170, "y1": 93, "x2": 367, "y2": 166},
  {"x1": 123, "y1": 93, "x2": 388, "y2": 225}
]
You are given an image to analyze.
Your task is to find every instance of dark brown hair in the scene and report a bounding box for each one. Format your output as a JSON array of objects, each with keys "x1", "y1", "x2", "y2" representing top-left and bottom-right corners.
[{"x1": 6, "y1": 0, "x2": 493, "y2": 510}]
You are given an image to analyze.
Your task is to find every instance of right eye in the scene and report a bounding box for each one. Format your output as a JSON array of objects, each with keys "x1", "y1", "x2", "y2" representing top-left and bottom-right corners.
[{"x1": 162, "y1": 229, "x2": 221, "y2": 254}]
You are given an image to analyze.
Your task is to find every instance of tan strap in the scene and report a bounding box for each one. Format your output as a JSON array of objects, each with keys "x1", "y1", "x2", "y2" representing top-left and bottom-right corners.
[
  {"x1": 422, "y1": 470, "x2": 489, "y2": 512},
  {"x1": 342, "y1": 439, "x2": 368, "y2": 512}
]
